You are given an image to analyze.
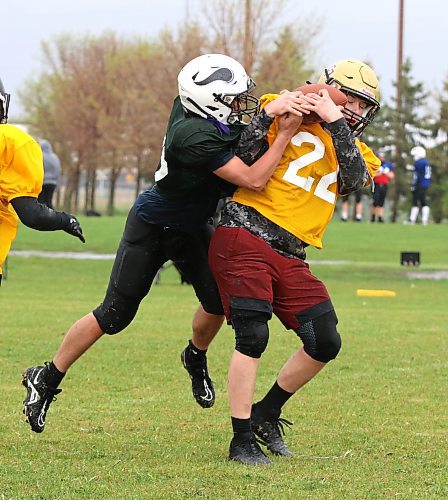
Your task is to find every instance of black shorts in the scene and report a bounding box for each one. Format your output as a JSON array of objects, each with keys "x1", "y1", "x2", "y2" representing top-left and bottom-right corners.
[
  {"x1": 342, "y1": 190, "x2": 362, "y2": 203},
  {"x1": 373, "y1": 184, "x2": 388, "y2": 207},
  {"x1": 412, "y1": 187, "x2": 429, "y2": 207}
]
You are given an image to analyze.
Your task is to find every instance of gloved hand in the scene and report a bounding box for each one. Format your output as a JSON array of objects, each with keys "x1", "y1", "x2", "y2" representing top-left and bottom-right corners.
[{"x1": 64, "y1": 214, "x2": 85, "y2": 243}]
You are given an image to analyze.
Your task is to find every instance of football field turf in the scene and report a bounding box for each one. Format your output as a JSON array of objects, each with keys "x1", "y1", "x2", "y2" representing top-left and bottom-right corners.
[{"x1": 1, "y1": 217, "x2": 447, "y2": 498}]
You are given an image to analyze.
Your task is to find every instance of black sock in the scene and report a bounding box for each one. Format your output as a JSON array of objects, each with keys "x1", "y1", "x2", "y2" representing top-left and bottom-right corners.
[
  {"x1": 231, "y1": 416, "x2": 252, "y2": 439},
  {"x1": 44, "y1": 361, "x2": 65, "y2": 388},
  {"x1": 187, "y1": 339, "x2": 207, "y2": 364},
  {"x1": 256, "y1": 381, "x2": 294, "y2": 416},
  {"x1": 189, "y1": 339, "x2": 207, "y2": 355}
]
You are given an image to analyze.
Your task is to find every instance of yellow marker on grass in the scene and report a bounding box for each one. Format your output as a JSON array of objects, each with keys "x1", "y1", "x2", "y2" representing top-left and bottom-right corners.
[{"x1": 356, "y1": 289, "x2": 397, "y2": 297}]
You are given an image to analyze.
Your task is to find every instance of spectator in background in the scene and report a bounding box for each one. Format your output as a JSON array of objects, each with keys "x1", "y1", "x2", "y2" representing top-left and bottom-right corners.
[
  {"x1": 370, "y1": 150, "x2": 394, "y2": 223},
  {"x1": 340, "y1": 189, "x2": 363, "y2": 222},
  {"x1": 38, "y1": 140, "x2": 61, "y2": 209},
  {"x1": 408, "y1": 146, "x2": 431, "y2": 225}
]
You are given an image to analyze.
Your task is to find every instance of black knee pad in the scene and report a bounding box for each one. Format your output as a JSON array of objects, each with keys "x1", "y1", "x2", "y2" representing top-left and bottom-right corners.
[
  {"x1": 230, "y1": 297, "x2": 272, "y2": 359},
  {"x1": 295, "y1": 309, "x2": 341, "y2": 362},
  {"x1": 93, "y1": 288, "x2": 140, "y2": 335},
  {"x1": 93, "y1": 223, "x2": 163, "y2": 334}
]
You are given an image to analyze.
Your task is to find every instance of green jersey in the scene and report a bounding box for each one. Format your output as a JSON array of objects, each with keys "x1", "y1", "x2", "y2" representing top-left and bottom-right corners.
[
  {"x1": 135, "y1": 97, "x2": 243, "y2": 232},
  {"x1": 156, "y1": 96, "x2": 243, "y2": 200}
]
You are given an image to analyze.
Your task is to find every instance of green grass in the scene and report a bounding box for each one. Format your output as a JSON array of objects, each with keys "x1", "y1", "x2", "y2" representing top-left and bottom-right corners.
[
  {"x1": 10, "y1": 214, "x2": 127, "y2": 254},
  {"x1": 1, "y1": 218, "x2": 447, "y2": 498}
]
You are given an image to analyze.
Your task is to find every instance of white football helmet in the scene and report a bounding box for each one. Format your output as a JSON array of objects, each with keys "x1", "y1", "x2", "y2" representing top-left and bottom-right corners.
[
  {"x1": 410, "y1": 146, "x2": 426, "y2": 160},
  {"x1": 178, "y1": 54, "x2": 259, "y2": 125},
  {"x1": 0, "y1": 78, "x2": 11, "y2": 124}
]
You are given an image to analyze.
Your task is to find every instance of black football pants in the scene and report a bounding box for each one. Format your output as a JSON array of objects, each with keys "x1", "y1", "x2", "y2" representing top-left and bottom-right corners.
[{"x1": 93, "y1": 207, "x2": 223, "y2": 334}]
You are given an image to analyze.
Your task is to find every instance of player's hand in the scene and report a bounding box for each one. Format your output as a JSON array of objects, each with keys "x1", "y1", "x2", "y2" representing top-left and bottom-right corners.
[
  {"x1": 299, "y1": 89, "x2": 344, "y2": 123},
  {"x1": 264, "y1": 90, "x2": 307, "y2": 118},
  {"x1": 64, "y1": 214, "x2": 85, "y2": 243},
  {"x1": 277, "y1": 111, "x2": 303, "y2": 137}
]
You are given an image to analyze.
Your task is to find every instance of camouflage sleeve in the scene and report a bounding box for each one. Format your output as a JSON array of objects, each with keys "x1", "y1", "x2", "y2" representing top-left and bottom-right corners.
[
  {"x1": 325, "y1": 118, "x2": 369, "y2": 195},
  {"x1": 234, "y1": 109, "x2": 274, "y2": 166}
]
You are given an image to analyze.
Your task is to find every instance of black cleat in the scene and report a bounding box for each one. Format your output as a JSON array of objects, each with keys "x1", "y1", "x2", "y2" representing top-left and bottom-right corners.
[
  {"x1": 181, "y1": 341, "x2": 215, "y2": 408},
  {"x1": 251, "y1": 403, "x2": 293, "y2": 457},
  {"x1": 228, "y1": 434, "x2": 272, "y2": 465},
  {"x1": 22, "y1": 364, "x2": 61, "y2": 433}
]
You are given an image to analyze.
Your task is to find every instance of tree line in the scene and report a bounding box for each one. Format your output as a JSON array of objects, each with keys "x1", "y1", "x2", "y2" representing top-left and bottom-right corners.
[{"x1": 17, "y1": 0, "x2": 448, "y2": 221}]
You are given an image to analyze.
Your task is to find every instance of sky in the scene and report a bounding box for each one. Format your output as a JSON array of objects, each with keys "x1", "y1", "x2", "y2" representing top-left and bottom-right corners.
[{"x1": 2, "y1": 0, "x2": 447, "y2": 118}]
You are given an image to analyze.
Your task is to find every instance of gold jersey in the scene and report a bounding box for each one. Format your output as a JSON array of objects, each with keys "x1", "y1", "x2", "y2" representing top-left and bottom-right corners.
[
  {"x1": 233, "y1": 94, "x2": 380, "y2": 249},
  {"x1": 0, "y1": 124, "x2": 43, "y2": 274}
]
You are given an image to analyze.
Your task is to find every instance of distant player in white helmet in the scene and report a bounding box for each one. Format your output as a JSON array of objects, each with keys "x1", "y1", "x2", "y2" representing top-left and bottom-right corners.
[{"x1": 408, "y1": 146, "x2": 431, "y2": 225}]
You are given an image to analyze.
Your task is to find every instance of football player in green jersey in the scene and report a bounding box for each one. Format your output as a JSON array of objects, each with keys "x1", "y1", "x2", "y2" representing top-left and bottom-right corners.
[{"x1": 22, "y1": 54, "x2": 305, "y2": 433}]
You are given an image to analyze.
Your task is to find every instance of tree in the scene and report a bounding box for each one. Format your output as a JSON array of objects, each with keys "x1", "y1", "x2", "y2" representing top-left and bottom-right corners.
[
  {"x1": 428, "y1": 78, "x2": 448, "y2": 222},
  {"x1": 254, "y1": 26, "x2": 315, "y2": 96},
  {"x1": 386, "y1": 58, "x2": 430, "y2": 222},
  {"x1": 19, "y1": 24, "x2": 213, "y2": 214},
  {"x1": 197, "y1": 0, "x2": 320, "y2": 75},
  {"x1": 18, "y1": 5, "x2": 321, "y2": 214},
  {"x1": 363, "y1": 102, "x2": 396, "y2": 154}
]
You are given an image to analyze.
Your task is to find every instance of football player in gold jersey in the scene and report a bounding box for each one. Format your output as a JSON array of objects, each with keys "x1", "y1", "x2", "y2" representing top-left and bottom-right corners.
[
  {"x1": 0, "y1": 78, "x2": 84, "y2": 285},
  {"x1": 209, "y1": 59, "x2": 381, "y2": 465}
]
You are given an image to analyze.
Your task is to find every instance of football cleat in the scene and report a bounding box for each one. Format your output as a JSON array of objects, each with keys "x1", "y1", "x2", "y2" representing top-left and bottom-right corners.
[
  {"x1": 22, "y1": 364, "x2": 61, "y2": 433},
  {"x1": 251, "y1": 403, "x2": 293, "y2": 457},
  {"x1": 228, "y1": 434, "x2": 272, "y2": 465},
  {"x1": 181, "y1": 341, "x2": 215, "y2": 408}
]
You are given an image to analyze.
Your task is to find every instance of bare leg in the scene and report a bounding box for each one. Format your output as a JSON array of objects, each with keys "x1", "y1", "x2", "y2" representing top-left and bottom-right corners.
[
  {"x1": 191, "y1": 305, "x2": 224, "y2": 350},
  {"x1": 53, "y1": 313, "x2": 104, "y2": 372},
  {"x1": 228, "y1": 350, "x2": 260, "y2": 418},
  {"x1": 340, "y1": 201, "x2": 349, "y2": 220},
  {"x1": 355, "y1": 202, "x2": 363, "y2": 220},
  {"x1": 276, "y1": 347, "x2": 326, "y2": 393}
]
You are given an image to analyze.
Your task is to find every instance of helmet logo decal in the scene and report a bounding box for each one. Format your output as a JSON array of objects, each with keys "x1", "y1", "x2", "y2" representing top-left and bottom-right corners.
[
  {"x1": 360, "y1": 88, "x2": 375, "y2": 99},
  {"x1": 326, "y1": 65, "x2": 336, "y2": 77},
  {"x1": 193, "y1": 68, "x2": 234, "y2": 86}
]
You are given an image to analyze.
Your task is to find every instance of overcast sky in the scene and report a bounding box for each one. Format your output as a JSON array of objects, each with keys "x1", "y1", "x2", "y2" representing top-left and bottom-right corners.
[{"x1": 2, "y1": 0, "x2": 446, "y2": 118}]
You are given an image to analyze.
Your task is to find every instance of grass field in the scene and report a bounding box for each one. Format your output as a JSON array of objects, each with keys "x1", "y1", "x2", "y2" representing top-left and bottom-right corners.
[{"x1": 1, "y1": 216, "x2": 447, "y2": 498}]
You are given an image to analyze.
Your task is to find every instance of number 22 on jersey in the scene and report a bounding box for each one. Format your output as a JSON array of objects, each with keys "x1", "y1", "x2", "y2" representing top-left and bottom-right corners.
[{"x1": 282, "y1": 131, "x2": 338, "y2": 204}]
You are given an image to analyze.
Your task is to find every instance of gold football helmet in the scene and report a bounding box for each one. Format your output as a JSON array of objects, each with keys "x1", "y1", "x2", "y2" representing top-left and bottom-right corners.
[{"x1": 319, "y1": 59, "x2": 380, "y2": 135}]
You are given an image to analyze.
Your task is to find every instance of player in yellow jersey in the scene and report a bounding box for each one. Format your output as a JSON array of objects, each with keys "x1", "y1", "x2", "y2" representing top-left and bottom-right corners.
[
  {"x1": 0, "y1": 78, "x2": 85, "y2": 286},
  {"x1": 208, "y1": 59, "x2": 381, "y2": 465}
]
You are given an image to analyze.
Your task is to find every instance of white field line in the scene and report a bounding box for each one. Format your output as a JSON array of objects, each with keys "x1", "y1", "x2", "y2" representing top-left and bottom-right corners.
[
  {"x1": 8, "y1": 250, "x2": 448, "y2": 279},
  {"x1": 9, "y1": 249, "x2": 350, "y2": 265},
  {"x1": 9, "y1": 250, "x2": 115, "y2": 260}
]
